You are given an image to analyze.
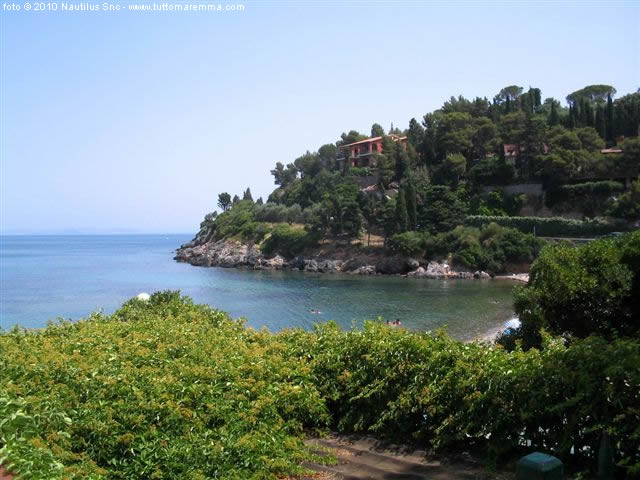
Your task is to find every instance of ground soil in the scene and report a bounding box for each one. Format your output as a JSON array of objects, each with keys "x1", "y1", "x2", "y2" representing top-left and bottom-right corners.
[{"x1": 298, "y1": 434, "x2": 515, "y2": 480}]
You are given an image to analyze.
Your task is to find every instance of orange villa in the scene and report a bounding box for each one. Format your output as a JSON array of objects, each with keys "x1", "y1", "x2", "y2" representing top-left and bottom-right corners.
[{"x1": 337, "y1": 134, "x2": 408, "y2": 169}]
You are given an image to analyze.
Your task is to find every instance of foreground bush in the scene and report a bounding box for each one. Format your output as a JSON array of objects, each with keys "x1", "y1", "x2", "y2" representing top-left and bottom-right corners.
[
  {"x1": 280, "y1": 323, "x2": 640, "y2": 477},
  {"x1": 0, "y1": 292, "x2": 329, "y2": 480},
  {"x1": 1, "y1": 292, "x2": 639, "y2": 478},
  {"x1": 509, "y1": 231, "x2": 640, "y2": 349}
]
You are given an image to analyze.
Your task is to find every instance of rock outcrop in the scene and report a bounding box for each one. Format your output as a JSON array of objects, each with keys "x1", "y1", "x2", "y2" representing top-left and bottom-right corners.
[{"x1": 175, "y1": 239, "x2": 500, "y2": 280}]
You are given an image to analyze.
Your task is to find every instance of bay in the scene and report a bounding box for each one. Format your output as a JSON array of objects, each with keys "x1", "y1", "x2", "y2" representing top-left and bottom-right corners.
[{"x1": 0, "y1": 235, "x2": 517, "y2": 340}]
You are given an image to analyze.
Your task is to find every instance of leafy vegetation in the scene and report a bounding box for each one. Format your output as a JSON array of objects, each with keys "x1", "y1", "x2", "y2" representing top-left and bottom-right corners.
[
  {"x1": 194, "y1": 84, "x2": 637, "y2": 270},
  {"x1": 0, "y1": 292, "x2": 331, "y2": 480},
  {"x1": 1, "y1": 292, "x2": 639, "y2": 478},
  {"x1": 465, "y1": 215, "x2": 627, "y2": 237},
  {"x1": 425, "y1": 223, "x2": 544, "y2": 272},
  {"x1": 260, "y1": 224, "x2": 315, "y2": 258},
  {"x1": 503, "y1": 231, "x2": 640, "y2": 349}
]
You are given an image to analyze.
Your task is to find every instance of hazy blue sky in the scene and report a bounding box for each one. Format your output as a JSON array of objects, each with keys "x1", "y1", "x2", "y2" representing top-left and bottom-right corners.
[{"x1": 1, "y1": 0, "x2": 638, "y2": 234}]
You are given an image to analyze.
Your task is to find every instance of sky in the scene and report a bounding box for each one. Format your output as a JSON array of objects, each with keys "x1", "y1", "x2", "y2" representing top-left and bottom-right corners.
[{"x1": 1, "y1": 0, "x2": 638, "y2": 234}]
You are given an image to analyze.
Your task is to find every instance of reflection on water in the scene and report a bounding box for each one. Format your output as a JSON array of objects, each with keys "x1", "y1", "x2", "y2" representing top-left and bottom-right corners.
[{"x1": 1, "y1": 235, "x2": 517, "y2": 340}]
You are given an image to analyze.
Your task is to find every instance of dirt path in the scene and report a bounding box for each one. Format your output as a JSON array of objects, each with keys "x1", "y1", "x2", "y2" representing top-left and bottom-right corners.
[
  {"x1": 301, "y1": 435, "x2": 514, "y2": 480},
  {"x1": 0, "y1": 466, "x2": 13, "y2": 480}
]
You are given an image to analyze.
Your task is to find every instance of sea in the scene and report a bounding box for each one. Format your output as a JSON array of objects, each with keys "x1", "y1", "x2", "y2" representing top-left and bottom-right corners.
[{"x1": 0, "y1": 235, "x2": 518, "y2": 340}]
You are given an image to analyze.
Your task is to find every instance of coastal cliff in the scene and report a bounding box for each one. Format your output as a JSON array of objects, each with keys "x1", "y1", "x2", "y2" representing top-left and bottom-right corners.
[{"x1": 174, "y1": 238, "x2": 495, "y2": 279}]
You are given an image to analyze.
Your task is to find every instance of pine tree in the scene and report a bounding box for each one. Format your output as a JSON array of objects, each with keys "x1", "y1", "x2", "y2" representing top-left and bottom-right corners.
[
  {"x1": 405, "y1": 182, "x2": 417, "y2": 231},
  {"x1": 243, "y1": 188, "x2": 253, "y2": 202},
  {"x1": 395, "y1": 190, "x2": 409, "y2": 233}
]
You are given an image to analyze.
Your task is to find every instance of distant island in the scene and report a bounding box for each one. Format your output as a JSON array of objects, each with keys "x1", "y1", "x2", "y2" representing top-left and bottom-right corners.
[{"x1": 176, "y1": 84, "x2": 639, "y2": 277}]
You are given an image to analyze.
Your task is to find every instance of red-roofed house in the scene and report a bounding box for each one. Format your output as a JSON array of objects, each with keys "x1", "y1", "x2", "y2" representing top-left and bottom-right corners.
[{"x1": 337, "y1": 134, "x2": 408, "y2": 169}]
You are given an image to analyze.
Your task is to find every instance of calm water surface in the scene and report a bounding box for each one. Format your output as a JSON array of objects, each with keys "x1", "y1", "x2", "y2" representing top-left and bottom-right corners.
[{"x1": 0, "y1": 235, "x2": 517, "y2": 340}]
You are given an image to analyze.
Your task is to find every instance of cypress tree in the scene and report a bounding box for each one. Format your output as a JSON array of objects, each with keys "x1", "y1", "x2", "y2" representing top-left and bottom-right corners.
[
  {"x1": 606, "y1": 94, "x2": 615, "y2": 144},
  {"x1": 595, "y1": 105, "x2": 606, "y2": 140},
  {"x1": 395, "y1": 190, "x2": 409, "y2": 233},
  {"x1": 568, "y1": 105, "x2": 576, "y2": 129},
  {"x1": 549, "y1": 101, "x2": 560, "y2": 126},
  {"x1": 405, "y1": 183, "x2": 417, "y2": 231},
  {"x1": 395, "y1": 147, "x2": 409, "y2": 181},
  {"x1": 585, "y1": 101, "x2": 594, "y2": 127}
]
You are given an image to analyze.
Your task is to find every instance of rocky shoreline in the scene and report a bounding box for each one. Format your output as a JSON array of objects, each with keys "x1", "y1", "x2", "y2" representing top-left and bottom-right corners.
[{"x1": 174, "y1": 239, "x2": 515, "y2": 281}]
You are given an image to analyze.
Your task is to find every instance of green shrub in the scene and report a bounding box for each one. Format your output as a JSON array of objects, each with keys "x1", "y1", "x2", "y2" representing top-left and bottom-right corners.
[
  {"x1": 465, "y1": 214, "x2": 627, "y2": 237},
  {"x1": 0, "y1": 293, "x2": 330, "y2": 480},
  {"x1": 512, "y1": 231, "x2": 640, "y2": 349},
  {"x1": 387, "y1": 232, "x2": 426, "y2": 256},
  {"x1": 607, "y1": 180, "x2": 640, "y2": 220},
  {"x1": 425, "y1": 223, "x2": 544, "y2": 272},
  {"x1": 546, "y1": 181, "x2": 626, "y2": 216},
  {"x1": 2, "y1": 294, "x2": 639, "y2": 478},
  {"x1": 279, "y1": 322, "x2": 640, "y2": 477},
  {"x1": 253, "y1": 203, "x2": 304, "y2": 224},
  {"x1": 260, "y1": 224, "x2": 316, "y2": 258},
  {"x1": 546, "y1": 180, "x2": 625, "y2": 206}
]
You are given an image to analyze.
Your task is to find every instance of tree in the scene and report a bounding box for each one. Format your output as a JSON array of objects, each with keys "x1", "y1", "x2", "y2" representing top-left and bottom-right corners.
[
  {"x1": 495, "y1": 85, "x2": 524, "y2": 107},
  {"x1": 407, "y1": 118, "x2": 425, "y2": 149},
  {"x1": 620, "y1": 137, "x2": 640, "y2": 178},
  {"x1": 394, "y1": 145, "x2": 410, "y2": 181},
  {"x1": 270, "y1": 162, "x2": 298, "y2": 187},
  {"x1": 381, "y1": 200, "x2": 397, "y2": 245},
  {"x1": 441, "y1": 153, "x2": 466, "y2": 188},
  {"x1": 513, "y1": 232, "x2": 640, "y2": 349},
  {"x1": 405, "y1": 182, "x2": 417, "y2": 231},
  {"x1": 575, "y1": 127, "x2": 605, "y2": 151},
  {"x1": 339, "y1": 130, "x2": 367, "y2": 146},
  {"x1": 607, "y1": 180, "x2": 640, "y2": 220},
  {"x1": 567, "y1": 84, "x2": 617, "y2": 105},
  {"x1": 395, "y1": 190, "x2": 409, "y2": 233},
  {"x1": 436, "y1": 112, "x2": 474, "y2": 158},
  {"x1": 499, "y1": 111, "x2": 527, "y2": 144},
  {"x1": 256, "y1": 197, "x2": 264, "y2": 205},
  {"x1": 417, "y1": 186, "x2": 467, "y2": 234},
  {"x1": 217, "y1": 192, "x2": 232, "y2": 211},
  {"x1": 232, "y1": 195, "x2": 240, "y2": 204},
  {"x1": 549, "y1": 100, "x2": 560, "y2": 126},
  {"x1": 595, "y1": 104, "x2": 606, "y2": 140},
  {"x1": 318, "y1": 143, "x2": 338, "y2": 170},
  {"x1": 371, "y1": 123, "x2": 385, "y2": 137},
  {"x1": 243, "y1": 188, "x2": 254, "y2": 202},
  {"x1": 605, "y1": 94, "x2": 615, "y2": 144},
  {"x1": 361, "y1": 194, "x2": 377, "y2": 246},
  {"x1": 470, "y1": 117, "x2": 498, "y2": 161}
]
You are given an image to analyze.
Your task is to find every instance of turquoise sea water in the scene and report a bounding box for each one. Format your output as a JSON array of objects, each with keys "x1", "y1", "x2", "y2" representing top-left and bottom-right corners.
[{"x1": 0, "y1": 235, "x2": 517, "y2": 340}]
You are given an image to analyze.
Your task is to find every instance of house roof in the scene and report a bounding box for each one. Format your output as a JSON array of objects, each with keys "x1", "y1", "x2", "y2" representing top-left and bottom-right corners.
[
  {"x1": 343, "y1": 136, "x2": 383, "y2": 147},
  {"x1": 601, "y1": 148, "x2": 623, "y2": 154},
  {"x1": 343, "y1": 135, "x2": 407, "y2": 148}
]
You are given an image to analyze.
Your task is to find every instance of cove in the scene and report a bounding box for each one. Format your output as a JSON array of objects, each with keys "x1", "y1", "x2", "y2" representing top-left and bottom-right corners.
[{"x1": 0, "y1": 234, "x2": 517, "y2": 340}]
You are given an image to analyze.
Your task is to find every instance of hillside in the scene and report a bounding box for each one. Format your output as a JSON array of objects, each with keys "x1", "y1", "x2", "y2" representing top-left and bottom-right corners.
[{"x1": 179, "y1": 84, "x2": 639, "y2": 274}]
